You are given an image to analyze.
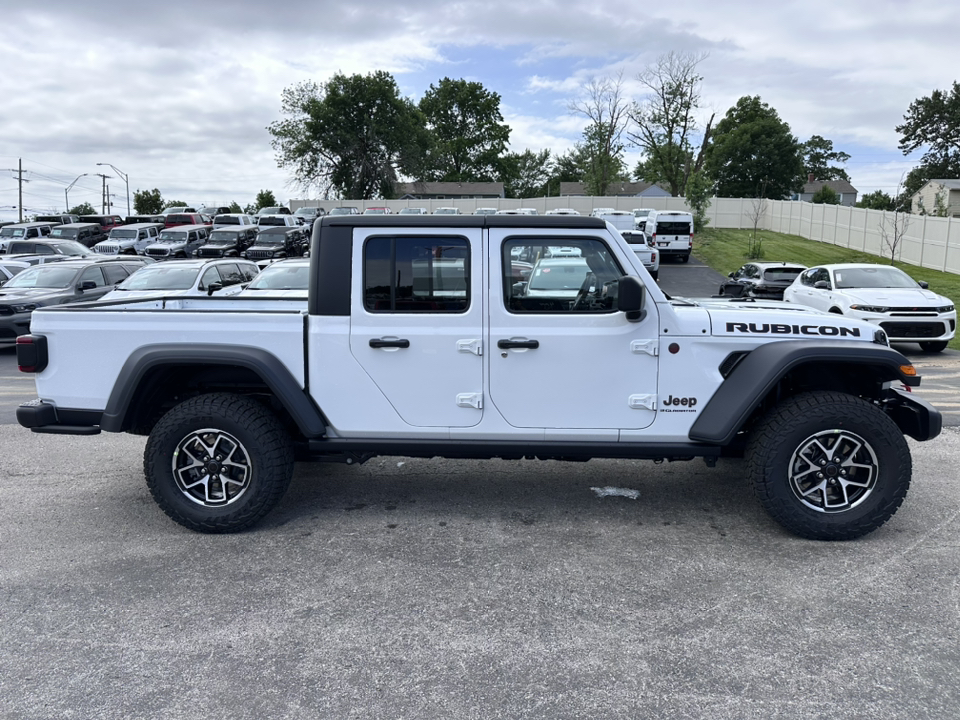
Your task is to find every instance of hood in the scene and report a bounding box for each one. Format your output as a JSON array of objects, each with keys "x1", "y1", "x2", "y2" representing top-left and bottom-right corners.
[
  {"x1": 839, "y1": 287, "x2": 945, "y2": 306},
  {"x1": 0, "y1": 287, "x2": 73, "y2": 304},
  {"x1": 675, "y1": 297, "x2": 879, "y2": 343}
]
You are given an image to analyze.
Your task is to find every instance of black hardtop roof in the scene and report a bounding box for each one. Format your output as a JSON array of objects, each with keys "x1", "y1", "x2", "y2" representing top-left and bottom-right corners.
[
  {"x1": 319, "y1": 215, "x2": 606, "y2": 230},
  {"x1": 57, "y1": 222, "x2": 104, "y2": 229}
]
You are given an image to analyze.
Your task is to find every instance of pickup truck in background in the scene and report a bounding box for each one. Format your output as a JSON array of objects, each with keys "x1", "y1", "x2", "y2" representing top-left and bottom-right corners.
[{"x1": 16, "y1": 215, "x2": 941, "y2": 539}]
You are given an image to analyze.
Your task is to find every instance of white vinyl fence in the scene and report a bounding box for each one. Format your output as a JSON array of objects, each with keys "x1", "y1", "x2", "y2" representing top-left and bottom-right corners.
[{"x1": 290, "y1": 195, "x2": 960, "y2": 276}]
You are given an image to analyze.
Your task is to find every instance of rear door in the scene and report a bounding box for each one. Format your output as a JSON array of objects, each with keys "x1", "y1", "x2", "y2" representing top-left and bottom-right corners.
[{"x1": 349, "y1": 226, "x2": 483, "y2": 428}]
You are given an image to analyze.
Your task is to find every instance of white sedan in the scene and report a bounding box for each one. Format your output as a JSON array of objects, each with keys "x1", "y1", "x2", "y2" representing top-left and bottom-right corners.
[{"x1": 783, "y1": 263, "x2": 956, "y2": 352}]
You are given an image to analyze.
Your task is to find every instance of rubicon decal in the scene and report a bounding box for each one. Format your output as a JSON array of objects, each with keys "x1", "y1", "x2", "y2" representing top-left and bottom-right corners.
[{"x1": 725, "y1": 322, "x2": 861, "y2": 337}]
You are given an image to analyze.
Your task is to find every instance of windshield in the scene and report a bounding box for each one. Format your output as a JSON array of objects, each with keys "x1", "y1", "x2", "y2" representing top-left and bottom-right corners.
[
  {"x1": 118, "y1": 266, "x2": 199, "y2": 290},
  {"x1": 1, "y1": 227, "x2": 24, "y2": 238},
  {"x1": 434, "y1": 208, "x2": 458, "y2": 214},
  {"x1": 109, "y1": 229, "x2": 137, "y2": 239},
  {"x1": 50, "y1": 227, "x2": 79, "y2": 238},
  {"x1": 294, "y1": 208, "x2": 316, "y2": 216},
  {"x1": 158, "y1": 232, "x2": 187, "y2": 243},
  {"x1": 254, "y1": 233, "x2": 286, "y2": 245},
  {"x1": 763, "y1": 268, "x2": 804, "y2": 282},
  {"x1": 52, "y1": 241, "x2": 91, "y2": 256},
  {"x1": 215, "y1": 216, "x2": 240, "y2": 224},
  {"x1": 633, "y1": 210, "x2": 650, "y2": 218},
  {"x1": 209, "y1": 231, "x2": 240, "y2": 243},
  {"x1": 4, "y1": 265, "x2": 78, "y2": 289},
  {"x1": 246, "y1": 265, "x2": 310, "y2": 290},
  {"x1": 329, "y1": 208, "x2": 356, "y2": 215},
  {"x1": 834, "y1": 267, "x2": 921, "y2": 289}
]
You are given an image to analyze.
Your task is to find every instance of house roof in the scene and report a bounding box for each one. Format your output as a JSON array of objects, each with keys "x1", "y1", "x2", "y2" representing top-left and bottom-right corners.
[
  {"x1": 559, "y1": 181, "x2": 670, "y2": 197},
  {"x1": 802, "y1": 179, "x2": 858, "y2": 194},
  {"x1": 928, "y1": 179, "x2": 960, "y2": 190},
  {"x1": 393, "y1": 181, "x2": 504, "y2": 197}
]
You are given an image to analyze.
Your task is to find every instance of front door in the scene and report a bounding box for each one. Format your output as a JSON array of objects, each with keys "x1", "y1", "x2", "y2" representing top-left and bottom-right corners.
[
  {"x1": 349, "y1": 227, "x2": 484, "y2": 428},
  {"x1": 487, "y1": 229, "x2": 660, "y2": 430}
]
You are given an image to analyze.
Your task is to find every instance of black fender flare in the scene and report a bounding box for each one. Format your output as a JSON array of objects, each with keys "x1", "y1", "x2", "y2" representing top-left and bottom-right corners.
[
  {"x1": 100, "y1": 344, "x2": 326, "y2": 437},
  {"x1": 688, "y1": 340, "x2": 923, "y2": 445}
]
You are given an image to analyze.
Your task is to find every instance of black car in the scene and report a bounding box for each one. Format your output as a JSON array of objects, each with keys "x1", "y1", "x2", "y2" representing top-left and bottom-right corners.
[
  {"x1": 48, "y1": 222, "x2": 107, "y2": 247},
  {"x1": 242, "y1": 227, "x2": 306, "y2": 261},
  {"x1": 719, "y1": 261, "x2": 807, "y2": 300},
  {"x1": 197, "y1": 227, "x2": 260, "y2": 258},
  {"x1": 0, "y1": 256, "x2": 151, "y2": 342}
]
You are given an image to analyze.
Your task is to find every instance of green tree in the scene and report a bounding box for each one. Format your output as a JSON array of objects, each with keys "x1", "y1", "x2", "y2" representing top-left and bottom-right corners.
[
  {"x1": 897, "y1": 82, "x2": 960, "y2": 173},
  {"x1": 419, "y1": 77, "x2": 511, "y2": 183},
  {"x1": 268, "y1": 72, "x2": 432, "y2": 199},
  {"x1": 811, "y1": 185, "x2": 841, "y2": 204},
  {"x1": 163, "y1": 199, "x2": 189, "y2": 210},
  {"x1": 704, "y1": 96, "x2": 804, "y2": 199},
  {"x1": 133, "y1": 188, "x2": 164, "y2": 214},
  {"x1": 499, "y1": 149, "x2": 553, "y2": 199},
  {"x1": 801, "y1": 135, "x2": 851, "y2": 182},
  {"x1": 684, "y1": 169, "x2": 712, "y2": 230},
  {"x1": 254, "y1": 190, "x2": 278, "y2": 211},
  {"x1": 627, "y1": 51, "x2": 714, "y2": 197},
  {"x1": 545, "y1": 148, "x2": 585, "y2": 196},
  {"x1": 69, "y1": 202, "x2": 95, "y2": 215},
  {"x1": 228, "y1": 201, "x2": 244, "y2": 213},
  {"x1": 857, "y1": 190, "x2": 895, "y2": 211},
  {"x1": 569, "y1": 73, "x2": 630, "y2": 196}
]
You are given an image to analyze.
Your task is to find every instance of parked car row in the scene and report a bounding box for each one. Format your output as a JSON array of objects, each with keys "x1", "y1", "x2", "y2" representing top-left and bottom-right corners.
[{"x1": 0, "y1": 254, "x2": 311, "y2": 344}]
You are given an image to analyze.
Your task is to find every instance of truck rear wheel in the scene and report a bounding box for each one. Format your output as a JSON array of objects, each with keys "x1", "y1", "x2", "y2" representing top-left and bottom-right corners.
[
  {"x1": 144, "y1": 393, "x2": 294, "y2": 533},
  {"x1": 746, "y1": 391, "x2": 910, "y2": 540}
]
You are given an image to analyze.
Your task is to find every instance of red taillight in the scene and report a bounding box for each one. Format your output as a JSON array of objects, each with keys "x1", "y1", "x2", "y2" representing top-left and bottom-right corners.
[
  {"x1": 16, "y1": 335, "x2": 35, "y2": 372},
  {"x1": 16, "y1": 334, "x2": 47, "y2": 373}
]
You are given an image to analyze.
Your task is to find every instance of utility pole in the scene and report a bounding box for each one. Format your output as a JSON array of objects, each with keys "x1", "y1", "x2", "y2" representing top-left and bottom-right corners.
[
  {"x1": 5, "y1": 159, "x2": 29, "y2": 221},
  {"x1": 96, "y1": 163, "x2": 130, "y2": 215},
  {"x1": 95, "y1": 173, "x2": 111, "y2": 213}
]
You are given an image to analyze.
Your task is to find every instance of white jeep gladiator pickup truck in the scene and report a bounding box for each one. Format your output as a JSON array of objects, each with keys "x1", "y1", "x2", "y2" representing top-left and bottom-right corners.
[{"x1": 15, "y1": 215, "x2": 941, "y2": 539}]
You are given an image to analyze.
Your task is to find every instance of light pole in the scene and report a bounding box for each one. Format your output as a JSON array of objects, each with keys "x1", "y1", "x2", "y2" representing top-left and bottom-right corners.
[
  {"x1": 65, "y1": 173, "x2": 89, "y2": 213},
  {"x1": 96, "y1": 163, "x2": 130, "y2": 215}
]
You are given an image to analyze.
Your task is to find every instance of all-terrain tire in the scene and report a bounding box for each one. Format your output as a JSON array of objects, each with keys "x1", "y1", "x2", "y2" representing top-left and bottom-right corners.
[
  {"x1": 746, "y1": 391, "x2": 911, "y2": 540},
  {"x1": 144, "y1": 393, "x2": 294, "y2": 533}
]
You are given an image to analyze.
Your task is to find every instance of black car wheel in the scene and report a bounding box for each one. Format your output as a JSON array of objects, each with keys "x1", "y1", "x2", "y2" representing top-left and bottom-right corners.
[
  {"x1": 144, "y1": 393, "x2": 294, "y2": 533},
  {"x1": 747, "y1": 391, "x2": 911, "y2": 540}
]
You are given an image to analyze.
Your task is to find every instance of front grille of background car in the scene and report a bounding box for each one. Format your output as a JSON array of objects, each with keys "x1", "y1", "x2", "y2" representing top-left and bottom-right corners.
[
  {"x1": 95, "y1": 245, "x2": 119, "y2": 254},
  {"x1": 886, "y1": 308, "x2": 939, "y2": 315},
  {"x1": 0, "y1": 305, "x2": 13, "y2": 316},
  {"x1": 199, "y1": 247, "x2": 224, "y2": 257},
  {"x1": 879, "y1": 321, "x2": 945, "y2": 338},
  {"x1": 246, "y1": 248, "x2": 276, "y2": 259},
  {"x1": 146, "y1": 247, "x2": 170, "y2": 257}
]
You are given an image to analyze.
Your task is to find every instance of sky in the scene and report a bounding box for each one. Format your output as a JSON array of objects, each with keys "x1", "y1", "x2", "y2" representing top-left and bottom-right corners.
[{"x1": 2, "y1": 0, "x2": 958, "y2": 222}]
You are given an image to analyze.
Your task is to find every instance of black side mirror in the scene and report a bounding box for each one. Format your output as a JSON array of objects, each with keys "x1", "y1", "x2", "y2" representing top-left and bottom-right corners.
[
  {"x1": 814, "y1": 280, "x2": 831, "y2": 290},
  {"x1": 617, "y1": 276, "x2": 646, "y2": 322},
  {"x1": 918, "y1": 280, "x2": 929, "y2": 289},
  {"x1": 206, "y1": 282, "x2": 223, "y2": 296},
  {"x1": 78, "y1": 280, "x2": 97, "y2": 291},
  {"x1": 728, "y1": 272, "x2": 735, "y2": 278}
]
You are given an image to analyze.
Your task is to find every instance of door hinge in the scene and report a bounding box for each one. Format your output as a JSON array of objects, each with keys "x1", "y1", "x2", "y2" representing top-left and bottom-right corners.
[
  {"x1": 457, "y1": 339, "x2": 482, "y2": 356},
  {"x1": 456, "y1": 393, "x2": 483, "y2": 410},
  {"x1": 628, "y1": 394, "x2": 657, "y2": 410},
  {"x1": 630, "y1": 340, "x2": 659, "y2": 356}
]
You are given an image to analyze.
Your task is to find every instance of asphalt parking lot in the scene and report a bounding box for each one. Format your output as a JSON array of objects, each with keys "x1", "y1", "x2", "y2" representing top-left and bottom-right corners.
[{"x1": 2, "y1": 258, "x2": 959, "y2": 719}]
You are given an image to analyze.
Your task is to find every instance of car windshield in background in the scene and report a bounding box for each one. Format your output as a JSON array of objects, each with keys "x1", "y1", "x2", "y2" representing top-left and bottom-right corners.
[
  {"x1": 834, "y1": 267, "x2": 920, "y2": 289},
  {"x1": 4, "y1": 265, "x2": 78, "y2": 289},
  {"x1": 329, "y1": 208, "x2": 357, "y2": 216},
  {"x1": 254, "y1": 232, "x2": 286, "y2": 245},
  {"x1": 118, "y1": 266, "x2": 198, "y2": 291},
  {"x1": 210, "y1": 231, "x2": 241, "y2": 242},
  {"x1": 529, "y1": 261, "x2": 589, "y2": 291},
  {"x1": 158, "y1": 232, "x2": 187, "y2": 242},
  {"x1": 258, "y1": 217, "x2": 288, "y2": 226},
  {"x1": 246, "y1": 265, "x2": 311, "y2": 290},
  {"x1": 49, "y1": 227, "x2": 79, "y2": 238},
  {"x1": 216, "y1": 216, "x2": 242, "y2": 225},
  {"x1": 109, "y1": 229, "x2": 138, "y2": 239},
  {"x1": 0, "y1": 227, "x2": 25, "y2": 237}
]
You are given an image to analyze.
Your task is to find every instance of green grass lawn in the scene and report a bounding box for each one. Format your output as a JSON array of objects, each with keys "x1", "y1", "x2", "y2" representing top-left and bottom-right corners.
[{"x1": 693, "y1": 227, "x2": 960, "y2": 350}]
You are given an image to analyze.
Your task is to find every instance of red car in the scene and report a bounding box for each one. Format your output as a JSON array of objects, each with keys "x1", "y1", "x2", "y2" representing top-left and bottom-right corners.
[{"x1": 164, "y1": 213, "x2": 209, "y2": 228}]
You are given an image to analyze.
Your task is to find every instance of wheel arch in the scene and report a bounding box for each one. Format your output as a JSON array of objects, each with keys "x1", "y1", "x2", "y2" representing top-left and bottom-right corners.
[
  {"x1": 689, "y1": 340, "x2": 929, "y2": 447},
  {"x1": 100, "y1": 344, "x2": 326, "y2": 439}
]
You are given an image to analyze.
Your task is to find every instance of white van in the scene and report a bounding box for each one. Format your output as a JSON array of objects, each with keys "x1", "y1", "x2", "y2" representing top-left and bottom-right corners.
[{"x1": 645, "y1": 210, "x2": 694, "y2": 263}]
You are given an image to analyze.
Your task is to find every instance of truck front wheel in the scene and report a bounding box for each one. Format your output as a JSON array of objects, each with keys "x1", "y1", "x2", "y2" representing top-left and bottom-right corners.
[
  {"x1": 144, "y1": 393, "x2": 294, "y2": 533},
  {"x1": 746, "y1": 391, "x2": 911, "y2": 540}
]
